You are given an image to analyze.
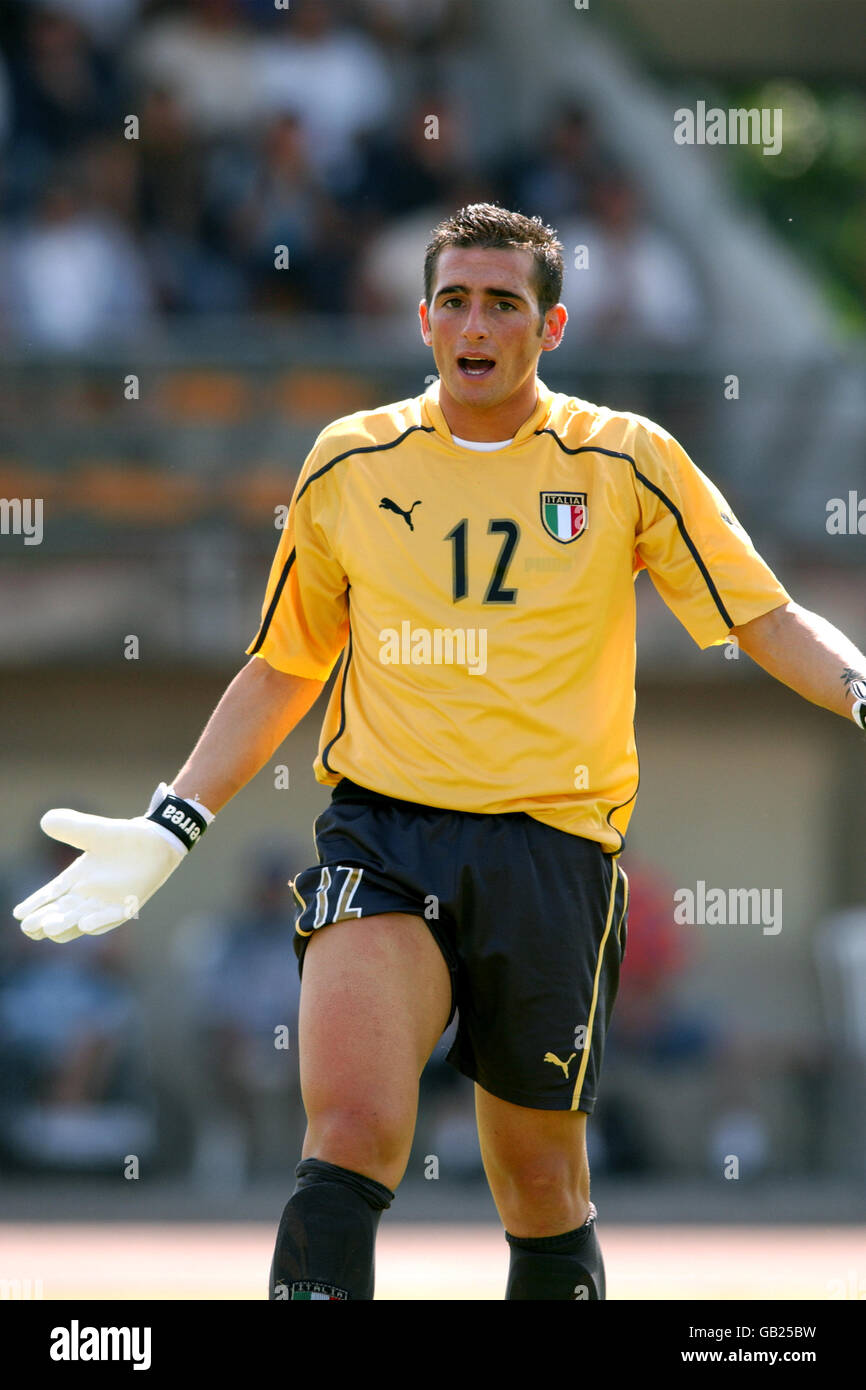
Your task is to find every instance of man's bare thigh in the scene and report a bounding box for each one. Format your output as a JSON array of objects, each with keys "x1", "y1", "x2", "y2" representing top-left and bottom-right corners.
[{"x1": 298, "y1": 912, "x2": 452, "y2": 1185}]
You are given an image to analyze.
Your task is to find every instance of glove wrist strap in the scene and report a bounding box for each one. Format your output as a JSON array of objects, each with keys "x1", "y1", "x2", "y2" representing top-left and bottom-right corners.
[
  {"x1": 849, "y1": 678, "x2": 866, "y2": 731},
  {"x1": 146, "y1": 789, "x2": 211, "y2": 852}
]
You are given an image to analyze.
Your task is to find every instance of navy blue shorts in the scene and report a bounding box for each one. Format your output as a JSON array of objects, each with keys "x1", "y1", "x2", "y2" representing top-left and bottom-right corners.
[{"x1": 291, "y1": 779, "x2": 628, "y2": 1113}]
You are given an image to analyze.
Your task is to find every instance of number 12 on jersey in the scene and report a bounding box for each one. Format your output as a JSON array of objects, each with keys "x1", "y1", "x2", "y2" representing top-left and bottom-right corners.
[{"x1": 446, "y1": 519, "x2": 520, "y2": 604}]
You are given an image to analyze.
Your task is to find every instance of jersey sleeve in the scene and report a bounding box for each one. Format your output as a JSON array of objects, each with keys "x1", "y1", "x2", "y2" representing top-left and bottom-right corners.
[
  {"x1": 245, "y1": 442, "x2": 349, "y2": 679},
  {"x1": 633, "y1": 425, "x2": 791, "y2": 649}
]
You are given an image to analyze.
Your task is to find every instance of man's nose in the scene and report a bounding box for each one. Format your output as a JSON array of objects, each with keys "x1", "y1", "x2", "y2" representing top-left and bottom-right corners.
[{"x1": 462, "y1": 302, "x2": 489, "y2": 338}]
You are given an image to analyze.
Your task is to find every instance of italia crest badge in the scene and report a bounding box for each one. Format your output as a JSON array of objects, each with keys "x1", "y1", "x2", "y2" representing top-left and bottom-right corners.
[{"x1": 540, "y1": 491, "x2": 587, "y2": 543}]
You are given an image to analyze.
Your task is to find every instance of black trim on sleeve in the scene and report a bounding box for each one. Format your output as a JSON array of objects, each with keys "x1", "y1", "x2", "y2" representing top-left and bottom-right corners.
[
  {"x1": 249, "y1": 547, "x2": 296, "y2": 654},
  {"x1": 296, "y1": 424, "x2": 435, "y2": 504},
  {"x1": 536, "y1": 429, "x2": 734, "y2": 630},
  {"x1": 249, "y1": 424, "x2": 435, "y2": 654}
]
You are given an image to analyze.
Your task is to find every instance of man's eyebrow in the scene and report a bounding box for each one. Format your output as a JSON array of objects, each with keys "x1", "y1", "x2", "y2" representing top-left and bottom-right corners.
[{"x1": 435, "y1": 284, "x2": 529, "y2": 304}]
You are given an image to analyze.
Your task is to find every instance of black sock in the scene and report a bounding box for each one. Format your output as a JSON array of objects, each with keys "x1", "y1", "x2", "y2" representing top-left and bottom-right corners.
[
  {"x1": 269, "y1": 1158, "x2": 395, "y2": 1300},
  {"x1": 505, "y1": 1202, "x2": 605, "y2": 1300}
]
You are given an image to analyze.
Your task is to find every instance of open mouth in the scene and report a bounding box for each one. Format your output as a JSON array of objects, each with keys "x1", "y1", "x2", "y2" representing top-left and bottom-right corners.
[{"x1": 457, "y1": 356, "x2": 496, "y2": 378}]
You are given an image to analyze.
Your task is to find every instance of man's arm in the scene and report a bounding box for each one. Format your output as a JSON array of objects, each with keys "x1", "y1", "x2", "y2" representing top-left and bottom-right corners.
[
  {"x1": 173, "y1": 656, "x2": 324, "y2": 813},
  {"x1": 731, "y1": 600, "x2": 866, "y2": 724}
]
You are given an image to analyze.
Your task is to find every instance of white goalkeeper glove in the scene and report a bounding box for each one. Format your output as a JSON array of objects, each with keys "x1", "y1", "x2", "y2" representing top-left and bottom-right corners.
[{"x1": 12, "y1": 783, "x2": 214, "y2": 944}]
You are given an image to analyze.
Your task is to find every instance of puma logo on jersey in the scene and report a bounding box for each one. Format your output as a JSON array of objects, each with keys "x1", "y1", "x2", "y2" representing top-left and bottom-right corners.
[
  {"x1": 379, "y1": 497, "x2": 422, "y2": 530},
  {"x1": 543, "y1": 1051, "x2": 577, "y2": 1078}
]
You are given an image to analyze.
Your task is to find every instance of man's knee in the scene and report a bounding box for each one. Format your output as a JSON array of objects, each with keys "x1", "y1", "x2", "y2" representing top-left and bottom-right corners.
[
  {"x1": 507, "y1": 1153, "x2": 590, "y2": 1199},
  {"x1": 496, "y1": 1154, "x2": 591, "y2": 1234},
  {"x1": 304, "y1": 1104, "x2": 414, "y2": 1190}
]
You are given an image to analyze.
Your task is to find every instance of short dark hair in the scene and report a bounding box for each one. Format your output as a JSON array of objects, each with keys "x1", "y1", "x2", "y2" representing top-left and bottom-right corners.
[{"x1": 424, "y1": 203, "x2": 564, "y2": 322}]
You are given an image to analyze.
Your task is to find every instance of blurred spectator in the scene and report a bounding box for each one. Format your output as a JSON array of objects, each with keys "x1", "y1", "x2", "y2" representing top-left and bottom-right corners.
[
  {"x1": 77, "y1": 132, "x2": 138, "y2": 224},
  {"x1": 594, "y1": 859, "x2": 721, "y2": 1174},
  {"x1": 559, "y1": 172, "x2": 705, "y2": 346},
  {"x1": 39, "y1": 0, "x2": 142, "y2": 48},
  {"x1": 129, "y1": 0, "x2": 260, "y2": 138},
  {"x1": 608, "y1": 861, "x2": 711, "y2": 1063},
  {"x1": 9, "y1": 6, "x2": 124, "y2": 156},
  {"x1": 596, "y1": 860, "x2": 805, "y2": 1179},
  {"x1": 0, "y1": 173, "x2": 154, "y2": 348},
  {"x1": 209, "y1": 111, "x2": 357, "y2": 313},
  {"x1": 360, "y1": 0, "x2": 457, "y2": 44},
  {"x1": 351, "y1": 92, "x2": 472, "y2": 223},
  {"x1": 355, "y1": 0, "x2": 472, "y2": 110},
  {"x1": 136, "y1": 84, "x2": 246, "y2": 312},
  {"x1": 0, "y1": 49, "x2": 11, "y2": 148},
  {"x1": 176, "y1": 849, "x2": 304, "y2": 1184},
  {"x1": 251, "y1": 0, "x2": 395, "y2": 192},
  {"x1": 0, "y1": 838, "x2": 152, "y2": 1171},
  {"x1": 497, "y1": 103, "x2": 604, "y2": 226}
]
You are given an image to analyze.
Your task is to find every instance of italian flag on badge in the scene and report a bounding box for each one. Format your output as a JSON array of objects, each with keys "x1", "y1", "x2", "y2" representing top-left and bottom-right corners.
[
  {"x1": 540, "y1": 491, "x2": 588, "y2": 543},
  {"x1": 289, "y1": 1281, "x2": 349, "y2": 1300}
]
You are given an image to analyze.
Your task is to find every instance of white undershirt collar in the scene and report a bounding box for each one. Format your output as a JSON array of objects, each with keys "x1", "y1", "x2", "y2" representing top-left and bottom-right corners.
[{"x1": 451, "y1": 434, "x2": 515, "y2": 452}]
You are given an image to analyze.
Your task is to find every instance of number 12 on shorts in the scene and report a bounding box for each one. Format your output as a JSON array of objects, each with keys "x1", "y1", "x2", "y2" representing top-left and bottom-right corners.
[{"x1": 312, "y1": 865, "x2": 365, "y2": 928}]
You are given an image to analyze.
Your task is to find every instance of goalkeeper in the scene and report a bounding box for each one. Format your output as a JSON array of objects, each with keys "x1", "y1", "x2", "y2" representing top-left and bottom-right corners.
[{"x1": 14, "y1": 205, "x2": 866, "y2": 1301}]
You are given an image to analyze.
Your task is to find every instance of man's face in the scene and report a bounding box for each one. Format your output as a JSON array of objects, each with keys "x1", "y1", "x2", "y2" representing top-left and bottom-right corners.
[{"x1": 419, "y1": 247, "x2": 566, "y2": 413}]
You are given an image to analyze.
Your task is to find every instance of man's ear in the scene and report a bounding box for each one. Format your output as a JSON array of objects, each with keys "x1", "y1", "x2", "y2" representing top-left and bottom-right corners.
[
  {"x1": 539, "y1": 303, "x2": 568, "y2": 351},
  {"x1": 418, "y1": 299, "x2": 432, "y2": 346}
]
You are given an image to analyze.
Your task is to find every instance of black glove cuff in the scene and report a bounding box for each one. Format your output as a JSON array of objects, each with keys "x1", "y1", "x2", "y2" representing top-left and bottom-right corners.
[{"x1": 147, "y1": 793, "x2": 209, "y2": 852}]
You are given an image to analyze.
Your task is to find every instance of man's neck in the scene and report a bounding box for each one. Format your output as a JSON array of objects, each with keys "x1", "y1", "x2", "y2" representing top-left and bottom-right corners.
[{"x1": 437, "y1": 377, "x2": 539, "y2": 442}]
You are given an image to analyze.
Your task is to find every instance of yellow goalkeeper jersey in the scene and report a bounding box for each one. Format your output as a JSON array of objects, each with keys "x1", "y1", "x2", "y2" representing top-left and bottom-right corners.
[{"x1": 247, "y1": 377, "x2": 790, "y2": 851}]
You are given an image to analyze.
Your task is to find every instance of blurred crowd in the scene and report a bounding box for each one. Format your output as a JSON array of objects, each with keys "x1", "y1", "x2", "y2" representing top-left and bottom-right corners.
[
  {"x1": 0, "y1": 831, "x2": 311, "y2": 1179},
  {"x1": 0, "y1": 0, "x2": 704, "y2": 348},
  {"x1": 0, "y1": 835, "x2": 154, "y2": 1172},
  {"x1": 2, "y1": 828, "x2": 816, "y2": 1184}
]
